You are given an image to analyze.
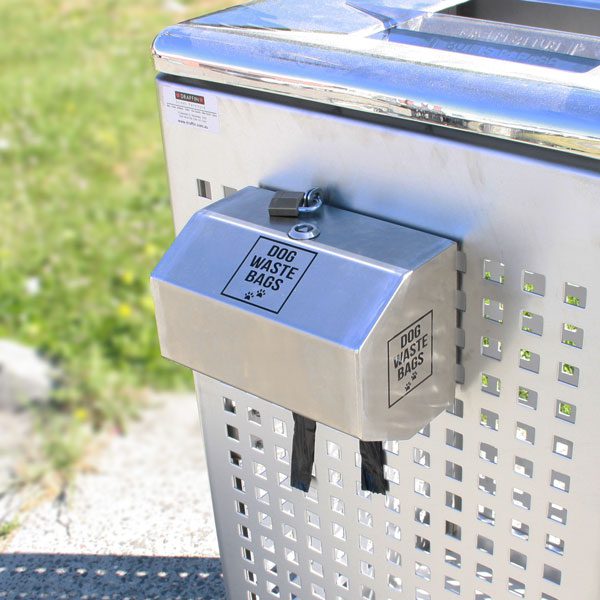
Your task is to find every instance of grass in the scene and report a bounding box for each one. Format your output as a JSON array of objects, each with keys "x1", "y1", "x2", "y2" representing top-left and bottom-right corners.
[
  {"x1": 0, "y1": 0, "x2": 233, "y2": 475},
  {"x1": 0, "y1": 520, "x2": 19, "y2": 540}
]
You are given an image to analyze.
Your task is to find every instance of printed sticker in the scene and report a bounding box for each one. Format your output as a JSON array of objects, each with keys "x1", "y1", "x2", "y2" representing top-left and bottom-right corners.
[
  {"x1": 162, "y1": 84, "x2": 219, "y2": 133},
  {"x1": 388, "y1": 311, "x2": 433, "y2": 407},
  {"x1": 222, "y1": 236, "x2": 317, "y2": 314}
]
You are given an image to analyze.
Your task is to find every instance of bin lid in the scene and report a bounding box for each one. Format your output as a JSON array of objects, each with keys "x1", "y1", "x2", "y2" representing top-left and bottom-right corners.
[{"x1": 153, "y1": 0, "x2": 600, "y2": 160}]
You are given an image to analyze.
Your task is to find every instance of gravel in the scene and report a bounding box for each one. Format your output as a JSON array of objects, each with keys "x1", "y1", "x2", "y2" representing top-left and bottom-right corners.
[
  {"x1": 0, "y1": 393, "x2": 226, "y2": 599},
  {"x1": 0, "y1": 410, "x2": 35, "y2": 525}
]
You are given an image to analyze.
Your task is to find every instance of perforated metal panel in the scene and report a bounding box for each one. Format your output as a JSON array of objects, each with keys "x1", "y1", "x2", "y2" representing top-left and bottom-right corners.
[
  {"x1": 196, "y1": 301, "x2": 591, "y2": 600},
  {"x1": 159, "y1": 83, "x2": 600, "y2": 600}
]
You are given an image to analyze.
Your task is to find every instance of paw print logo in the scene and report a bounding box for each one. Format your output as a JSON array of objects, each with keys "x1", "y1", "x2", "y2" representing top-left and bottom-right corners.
[
  {"x1": 411, "y1": 371, "x2": 418, "y2": 381},
  {"x1": 244, "y1": 291, "x2": 255, "y2": 300},
  {"x1": 405, "y1": 382, "x2": 412, "y2": 392},
  {"x1": 256, "y1": 289, "x2": 267, "y2": 298}
]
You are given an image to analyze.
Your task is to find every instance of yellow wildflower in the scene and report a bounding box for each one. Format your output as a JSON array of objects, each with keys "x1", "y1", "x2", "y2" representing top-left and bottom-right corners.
[
  {"x1": 117, "y1": 303, "x2": 133, "y2": 318},
  {"x1": 144, "y1": 243, "x2": 159, "y2": 258},
  {"x1": 119, "y1": 270, "x2": 135, "y2": 285},
  {"x1": 73, "y1": 408, "x2": 89, "y2": 423}
]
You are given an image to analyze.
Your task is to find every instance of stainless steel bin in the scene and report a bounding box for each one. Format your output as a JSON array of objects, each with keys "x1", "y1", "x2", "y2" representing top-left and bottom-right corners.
[{"x1": 151, "y1": 2, "x2": 600, "y2": 598}]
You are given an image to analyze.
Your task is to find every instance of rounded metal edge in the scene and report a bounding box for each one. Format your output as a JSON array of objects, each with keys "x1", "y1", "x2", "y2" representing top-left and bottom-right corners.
[{"x1": 151, "y1": 26, "x2": 600, "y2": 162}]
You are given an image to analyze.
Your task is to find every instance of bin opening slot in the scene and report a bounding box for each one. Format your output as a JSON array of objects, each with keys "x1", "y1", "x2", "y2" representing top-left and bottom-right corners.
[
  {"x1": 384, "y1": 6, "x2": 600, "y2": 72},
  {"x1": 451, "y1": 0, "x2": 600, "y2": 36}
]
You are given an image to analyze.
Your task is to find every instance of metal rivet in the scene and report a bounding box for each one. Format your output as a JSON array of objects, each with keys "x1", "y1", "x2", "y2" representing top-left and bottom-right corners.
[{"x1": 288, "y1": 223, "x2": 320, "y2": 240}]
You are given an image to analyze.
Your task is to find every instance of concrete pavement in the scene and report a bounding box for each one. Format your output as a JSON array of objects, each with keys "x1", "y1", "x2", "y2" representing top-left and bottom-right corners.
[{"x1": 0, "y1": 393, "x2": 226, "y2": 599}]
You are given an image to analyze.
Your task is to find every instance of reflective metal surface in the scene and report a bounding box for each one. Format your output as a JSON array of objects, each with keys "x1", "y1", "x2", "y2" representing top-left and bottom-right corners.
[
  {"x1": 524, "y1": 0, "x2": 600, "y2": 7},
  {"x1": 152, "y1": 187, "x2": 457, "y2": 440},
  {"x1": 153, "y1": 55, "x2": 600, "y2": 600},
  {"x1": 153, "y1": 0, "x2": 600, "y2": 160}
]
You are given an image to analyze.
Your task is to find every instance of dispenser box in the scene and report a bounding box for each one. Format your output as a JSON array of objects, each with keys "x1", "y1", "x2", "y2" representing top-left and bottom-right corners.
[{"x1": 152, "y1": 187, "x2": 457, "y2": 440}]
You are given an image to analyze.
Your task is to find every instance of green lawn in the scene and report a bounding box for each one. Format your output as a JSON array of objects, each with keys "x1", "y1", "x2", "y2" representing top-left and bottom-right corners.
[{"x1": 0, "y1": 0, "x2": 232, "y2": 471}]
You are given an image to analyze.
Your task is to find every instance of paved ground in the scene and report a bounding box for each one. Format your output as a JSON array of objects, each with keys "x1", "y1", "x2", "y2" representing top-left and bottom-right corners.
[
  {"x1": 0, "y1": 409, "x2": 39, "y2": 529},
  {"x1": 0, "y1": 394, "x2": 226, "y2": 599}
]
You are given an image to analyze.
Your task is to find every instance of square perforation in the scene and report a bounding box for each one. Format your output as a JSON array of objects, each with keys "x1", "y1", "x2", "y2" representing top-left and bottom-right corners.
[
  {"x1": 416, "y1": 561, "x2": 431, "y2": 580},
  {"x1": 553, "y1": 436, "x2": 574, "y2": 459},
  {"x1": 508, "y1": 577, "x2": 525, "y2": 597},
  {"x1": 477, "y1": 535, "x2": 494, "y2": 555},
  {"x1": 478, "y1": 505, "x2": 496, "y2": 526},
  {"x1": 517, "y1": 386, "x2": 537, "y2": 410},
  {"x1": 513, "y1": 488, "x2": 532, "y2": 510},
  {"x1": 413, "y1": 447, "x2": 430, "y2": 467},
  {"x1": 478, "y1": 474, "x2": 496, "y2": 496},
  {"x1": 511, "y1": 519, "x2": 529, "y2": 540},
  {"x1": 308, "y1": 535, "x2": 321, "y2": 553},
  {"x1": 445, "y1": 549, "x2": 461, "y2": 568},
  {"x1": 556, "y1": 400, "x2": 576, "y2": 424},
  {"x1": 385, "y1": 494, "x2": 400, "y2": 514},
  {"x1": 546, "y1": 533, "x2": 565, "y2": 556},
  {"x1": 481, "y1": 373, "x2": 501, "y2": 396},
  {"x1": 359, "y1": 534, "x2": 374, "y2": 554},
  {"x1": 519, "y1": 349, "x2": 540, "y2": 373},
  {"x1": 543, "y1": 564, "x2": 562, "y2": 585},
  {"x1": 483, "y1": 259, "x2": 505, "y2": 284},
  {"x1": 564, "y1": 282, "x2": 587, "y2": 308},
  {"x1": 387, "y1": 548, "x2": 401, "y2": 566},
  {"x1": 521, "y1": 310, "x2": 543, "y2": 336},
  {"x1": 415, "y1": 478, "x2": 431, "y2": 497},
  {"x1": 446, "y1": 461, "x2": 463, "y2": 482},
  {"x1": 445, "y1": 520, "x2": 462, "y2": 541},
  {"x1": 522, "y1": 271, "x2": 545, "y2": 296},
  {"x1": 550, "y1": 470, "x2": 570, "y2": 493},
  {"x1": 446, "y1": 429, "x2": 464, "y2": 450},
  {"x1": 562, "y1": 323, "x2": 584, "y2": 348},
  {"x1": 483, "y1": 298, "x2": 504, "y2": 323},
  {"x1": 415, "y1": 535, "x2": 431, "y2": 553},
  {"x1": 481, "y1": 335, "x2": 502, "y2": 360},
  {"x1": 479, "y1": 443, "x2": 498, "y2": 464},
  {"x1": 558, "y1": 362, "x2": 580, "y2": 387},
  {"x1": 335, "y1": 571, "x2": 348, "y2": 590},
  {"x1": 476, "y1": 562, "x2": 493, "y2": 582},
  {"x1": 516, "y1": 422, "x2": 535, "y2": 445},
  {"x1": 510, "y1": 549, "x2": 527, "y2": 570},
  {"x1": 415, "y1": 507, "x2": 431, "y2": 526},
  {"x1": 445, "y1": 575, "x2": 461, "y2": 595},
  {"x1": 514, "y1": 456, "x2": 534, "y2": 478},
  {"x1": 447, "y1": 398, "x2": 464, "y2": 418},
  {"x1": 548, "y1": 503, "x2": 568, "y2": 525},
  {"x1": 446, "y1": 492, "x2": 463, "y2": 512},
  {"x1": 480, "y1": 409, "x2": 499, "y2": 431}
]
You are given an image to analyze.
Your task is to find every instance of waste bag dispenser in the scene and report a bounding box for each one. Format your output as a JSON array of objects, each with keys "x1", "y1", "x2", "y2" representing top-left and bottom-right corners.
[
  {"x1": 152, "y1": 186, "x2": 457, "y2": 442},
  {"x1": 151, "y1": 0, "x2": 600, "y2": 598}
]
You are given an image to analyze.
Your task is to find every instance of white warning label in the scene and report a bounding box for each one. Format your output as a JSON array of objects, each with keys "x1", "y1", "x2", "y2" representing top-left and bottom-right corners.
[
  {"x1": 162, "y1": 85, "x2": 219, "y2": 133},
  {"x1": 388, "y1": 311, "x2": 433, "y2": 407}
]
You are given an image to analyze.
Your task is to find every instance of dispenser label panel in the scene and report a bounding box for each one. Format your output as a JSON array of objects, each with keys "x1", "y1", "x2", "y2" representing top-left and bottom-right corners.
[
  {"x1": 222, "y1": 236, "x2": 317, "y2": 314},
  {"x1": 162, "y1": 84, "x2": 220, "y2": 133},
  {"x1": 388, "y1": 311, "x2": 433, "y2": 407}
]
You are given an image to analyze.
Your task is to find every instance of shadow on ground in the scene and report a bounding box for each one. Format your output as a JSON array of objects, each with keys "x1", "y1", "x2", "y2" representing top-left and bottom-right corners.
[{"x1": 0, "y1": 553, "x2": 225, "y2": 599}]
